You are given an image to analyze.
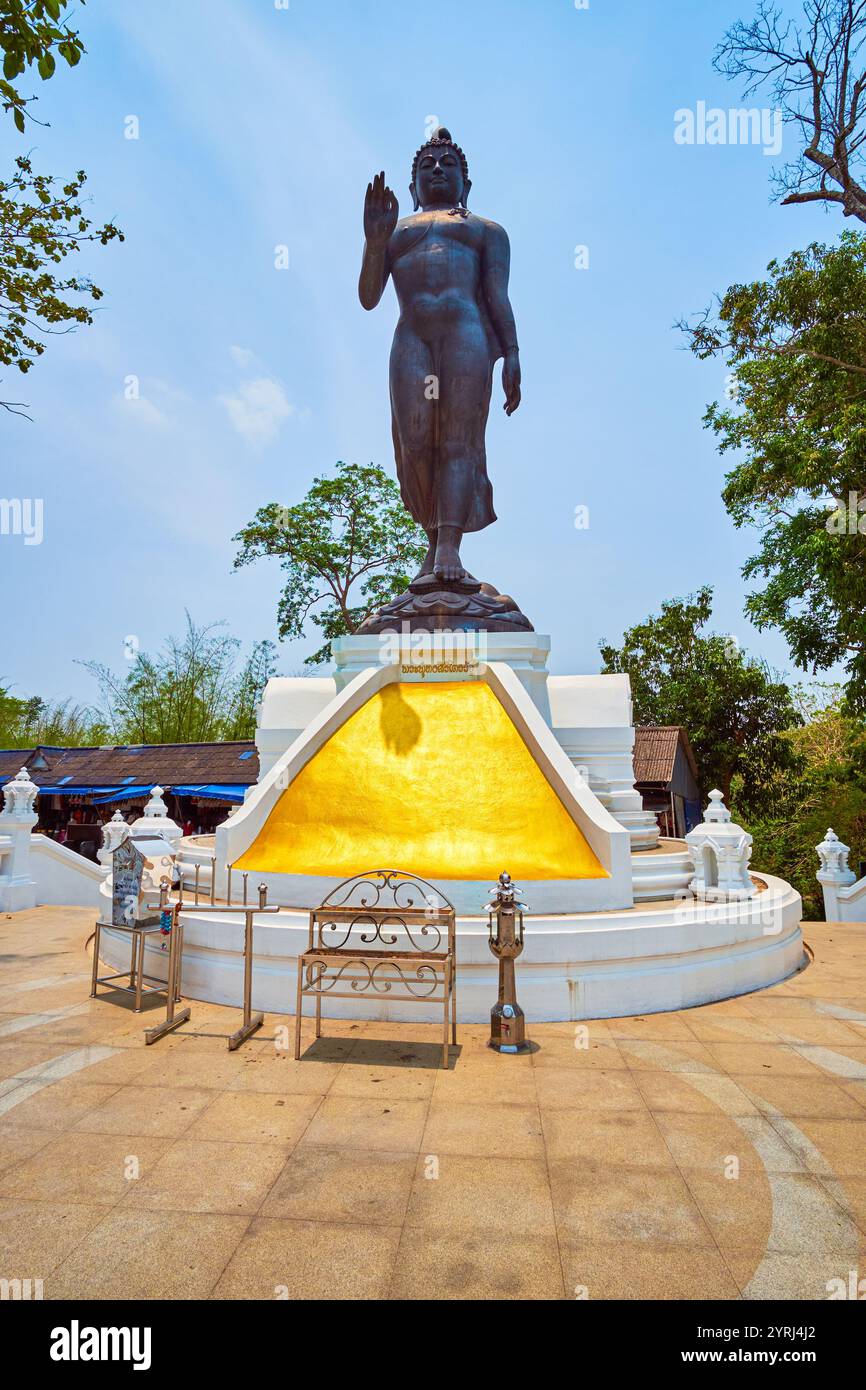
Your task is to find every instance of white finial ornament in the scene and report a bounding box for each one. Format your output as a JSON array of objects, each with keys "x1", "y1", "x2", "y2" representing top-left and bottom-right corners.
[
  {"x1": 98, "y1": 809, "x2": 130, "y2": 867},
  {"x1": 816, "y1": 829, "x2": 856, "y2": 886},
  {"x1": 131, "y1": 785, "x2": 181, "y2": 853},
  {"x1": 685, "y1": 790, "x2": 756, "y2": 901},
  {"x1": 2, "y1": 767, "x2": 38, "y2": 821}
]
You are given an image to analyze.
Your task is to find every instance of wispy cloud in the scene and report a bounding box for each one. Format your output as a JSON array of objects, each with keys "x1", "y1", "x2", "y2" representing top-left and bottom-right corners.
[
  {"x1": 218, "y1": 376, "x2": 294, "y2": 445},
  {"x1": 229, "y1": 345, "x2": 258, "y2": 369},
  {"x1": 114, "y1": 394, "x2": 169, "y2": 429}
]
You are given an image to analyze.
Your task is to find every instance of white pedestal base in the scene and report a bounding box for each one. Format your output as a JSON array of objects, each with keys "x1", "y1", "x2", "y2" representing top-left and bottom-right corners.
[
  {"x1": 98, "y1": 874, "x2": 804, "y2": 1023},
  {"x1": 0, "y1": 879, "x2": 37, "y2": 912}
]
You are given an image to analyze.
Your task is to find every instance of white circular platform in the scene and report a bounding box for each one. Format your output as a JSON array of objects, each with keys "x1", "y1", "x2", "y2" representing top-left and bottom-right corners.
[{"x1": 97, "y1": 871, "x2": 805, "y2": 1024}]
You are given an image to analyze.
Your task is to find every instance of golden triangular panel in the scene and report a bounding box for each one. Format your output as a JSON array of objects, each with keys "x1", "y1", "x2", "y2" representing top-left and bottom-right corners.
[{"x1": 236, "y1": 681, "x2": 606, "y2": 881}]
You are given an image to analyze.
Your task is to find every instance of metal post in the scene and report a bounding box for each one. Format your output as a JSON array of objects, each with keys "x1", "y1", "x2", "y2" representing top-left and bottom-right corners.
[
  {"x1": 486, "y1": 872, "x2": 531, "y2": 1054},
  {"x1": 227, "y1": 905, "x2": 264, "y2": 1051},
  {"x1": 144, "y1": 900, "x2": 192, "y2": 1045}
]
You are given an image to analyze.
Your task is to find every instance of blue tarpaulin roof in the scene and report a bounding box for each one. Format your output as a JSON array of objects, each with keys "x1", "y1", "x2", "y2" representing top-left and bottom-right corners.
[
  {"x1": 92, "y1": 785, "x2": 156, "y2": 805},
  {"x1": 171, "y1": 784, "x2": 246, "y2": 803},
  {"x1": 38, "y1": 785, "x2": 125, "y2": 797}
]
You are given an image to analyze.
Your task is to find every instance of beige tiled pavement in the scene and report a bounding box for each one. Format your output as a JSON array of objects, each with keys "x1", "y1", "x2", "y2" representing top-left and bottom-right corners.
[{"x1": 1, "y1": 907, "x2": 866, "y2": 1299}]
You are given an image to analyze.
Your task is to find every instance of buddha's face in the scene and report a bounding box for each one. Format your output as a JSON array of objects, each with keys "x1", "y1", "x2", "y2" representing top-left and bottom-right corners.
[{"x1": 414, "y1": 144, "x2": 465, "y2": 209}]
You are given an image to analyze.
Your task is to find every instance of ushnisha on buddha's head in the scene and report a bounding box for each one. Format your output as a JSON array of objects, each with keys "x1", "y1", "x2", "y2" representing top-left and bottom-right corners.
[{"x1": 410, "y1": 127, "x2": 472, "y2": 211}]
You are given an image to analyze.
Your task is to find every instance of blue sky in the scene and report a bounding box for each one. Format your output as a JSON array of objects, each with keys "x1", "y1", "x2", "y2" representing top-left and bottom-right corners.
[{"x1": 0, "y1": 0, "x2": 843, "y2": 708}]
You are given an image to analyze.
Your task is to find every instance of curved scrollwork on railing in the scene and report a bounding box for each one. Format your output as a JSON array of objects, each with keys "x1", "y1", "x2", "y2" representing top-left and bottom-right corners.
[
  {"x1": 317, "y1": 910, "x2": 444, "y2": 954},
  {"x1": 320, "y1": 868, "x2": 454, "y2": 916},
  {"x1": 305, "y1": 956, "x2": 441, "y2": 999}
]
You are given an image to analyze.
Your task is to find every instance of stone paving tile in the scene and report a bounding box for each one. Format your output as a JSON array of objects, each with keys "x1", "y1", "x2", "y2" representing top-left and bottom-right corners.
[
  {"x1": 131, "y1": 1042, "x2": 251, "y2": 1092},
  {"x1": 533, "y1": 1068, "x2": 646, "y2": 1112},
  {"x1": 2, "y1": 908, "x2": 866, "y2": 1300},
  {"x1": 431, "y1": 1057, "x2": 537, "y2": 1106},
  {"x1": 541, "y1": 1108, "x2": 676, "y2": 1168},
  {"x1": 0, "y1": 1198, "x2": 108, "y2": 1277},
  {"x1": 825, "y1": 1177, "x2": 866, "y2": 1240},
  {"x1": 607, "y1": 1014, "x2": 697, "y2": 1041},
  {"x1": 211, "y1": 1217, "x2": 401, "y2": 1300},
  {"x1": 774, "y1": 1117, "x2": 866, "y2": 1177},
  {"x1": 299, "y1": 1095, "x2": 429, "y2": 1153},
  {"x1": 422, "y1": 1100, "x2": 544, "y2": 1159},
  {"x1": 772, "y1": 1018, "x2": 866, "y2": 1046},
  {"x1": 683, "y1": 1168, "x2": 856, "y2": 1255},
  {"x1": 346, "y1": 1037, "x2": 447, "y2": 1069},
  {"x1": 261, "y1": 1145, "x2": 416, "y2": 1226},
  {"x1": 73, "y1": 1084, "x2": 218, "y2": 1139},
  {"x1": 0, "y1": 1123, "x2": 56, "y2": 1176},
  {"x1": 0, "y1": 1130, "x2": 170, "y2": 1206},
  {"x1": 60, "y1": 1046, "x2": 162, "y2": 1088},
  {"x1": 634, "y1": 1070, "x2": 758, "y2": 1116},
  {"x1": 184, "y1": 1090, "x2": 322, "y2": 1146},
  {"x1": 404, "y1": 1154, "x2": 557, "y2": 1237},
  {"x1": 121, "y1": 1138, "x2": 289, "y2": 1216},
  {"x1": 531, "y1": 1037, "x2": 628, "y2": 1070},
  {"x1": 21, "y1": 1012, "x2": 131, "y2": 1048},
  {"x1": 390, "y1": 1226, "x2": 566, "y2": 1300},
  {"x1": 48, "y1": 1209, "x2": 251, "y2": 1300},
  {"x1": 703, "y1": 1042, "x2": 830, "y2": 1077},
  {"x1": 0, "y1": 1079, "x2": 120, "y2": 1130},
  {"x1": 559, "y1": 1237, "x2": 740, "y2": 1300},
  {"x1": 841, "y1": 1079, "x2": 866, "y2": 1113},
  {"x1": 548, "y1": 1161, "x2": 714, "y2": 1247},
  {"x1": 226, "y1": 1051, "x2": 343, "y2": 1096},
  {"x1": 743, "y1": 996, "x2": 837, "y2": 1018},
  {"x1": 619, "y1": 1039, "x2": 726, "y2": 1074},
  {"x1": 652, "y1": 1112, "x2": 791, "y2": 1175},
  {"x1": 327, "y1": 1061, "x2": 437, "y2": 1100},
  {"x1": 0, "y1": 1040, "x2": 73, "y2": 1081},
  {"x1": 535, "y1": 1018, "x2": 618, "y2": 1040},
  {"x1": 746, "y1": 1072, "x2": 866, "y2": 1121},
  {"x1": 725, "y1": 1247, "x2": 866, "y2": 1300},
  {"x1": 682, "y1": 1014, "x2": 785, "y2": 1044}
]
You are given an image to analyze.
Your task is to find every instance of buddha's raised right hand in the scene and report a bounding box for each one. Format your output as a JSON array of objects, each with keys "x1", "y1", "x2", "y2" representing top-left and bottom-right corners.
[{"x1": 364, "y1": 171, "x2": 399, "y2": 246}]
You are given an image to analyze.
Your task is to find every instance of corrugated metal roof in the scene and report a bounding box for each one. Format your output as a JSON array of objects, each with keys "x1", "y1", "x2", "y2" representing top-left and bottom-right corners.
[
  {"x1": 0, "y1": 741, "x2": 260, "y2": 788},
  {"x1": 633, "y1": 725, "x2": 699, "y2": 786}
]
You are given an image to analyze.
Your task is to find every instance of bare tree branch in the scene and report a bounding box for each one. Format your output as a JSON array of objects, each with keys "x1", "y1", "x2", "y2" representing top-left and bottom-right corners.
[{"x1": 715, "y1": 0, "x2": 866, "y2": 223}]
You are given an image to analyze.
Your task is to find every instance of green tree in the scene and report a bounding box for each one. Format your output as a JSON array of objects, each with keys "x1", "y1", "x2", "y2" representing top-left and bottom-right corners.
[
  {"x1": 741, "y1": 684, "x2": 866, "y2": 917},
  {"x1": 681, "y1": 233, "x2": 866, "y2": 709},
  {"x1": 1, "y1": 2, "x2": 121, "y2": 418},
  {"x1": 1, "y1": 157, "x2": 123, "y2": 416},
  {"x1": 0, "y1": 681, "x2": 104, "y2": 747},
  {"x1": 1, "y1": 0, "x2": 85, "y2": 133},
  {"x1": 600, "y1": 587, "x2": 802, "y2": 803},
  {"x1": 82, "y1": 616, "x2": 277, "y2": 745},
  {"x1": 233, "y1": 461, "x2": 428, "y2": 666}
]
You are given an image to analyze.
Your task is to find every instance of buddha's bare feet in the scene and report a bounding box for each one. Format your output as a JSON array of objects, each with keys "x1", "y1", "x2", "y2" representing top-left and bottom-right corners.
[
  {"x1": 413, "y1": 537, "x2": 437, "y2": 582},
  {"x1": 433, "y1": 542, "x2": 466, "y2": 582},
  {"x1": 412, "y1": 533, "x2": 438, "y2": 584}
]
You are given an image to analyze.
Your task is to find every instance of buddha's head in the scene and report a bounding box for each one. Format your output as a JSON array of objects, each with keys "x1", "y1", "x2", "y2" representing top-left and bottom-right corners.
[{"x1": 410, "y1": 127, "x2": 471, "y2": 211}]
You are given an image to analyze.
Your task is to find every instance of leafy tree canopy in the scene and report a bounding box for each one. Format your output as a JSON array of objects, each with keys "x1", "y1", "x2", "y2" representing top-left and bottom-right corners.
[
  {"x1": 0, "y1": 682, "x2": 104, "y2": 748},
  {"x1": 1, "y1": 0, "x2": 85, "y2": 133},
  {"x1": 682, "y1": 232, "x2": 866, "y2": 709},
  {"x1": 739, "y1": 683, "x2": 866, "y2": 917},
  {"x1": 600, "y1": 586, "x2": 802, "y2": 804},
  {"x1": 0, "y1": 2, "x2": 121, "y2": 418},
  {"x1": 81, "y1": 616, "x2": 276, "y2": 745},
  {"x1": 1, "y1": 157, "x2": 123, "y2": 414},
  {"x1": 233, "y1": 461, "x2": 428, "y2": 666}
]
